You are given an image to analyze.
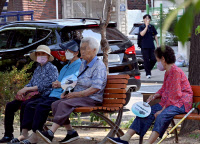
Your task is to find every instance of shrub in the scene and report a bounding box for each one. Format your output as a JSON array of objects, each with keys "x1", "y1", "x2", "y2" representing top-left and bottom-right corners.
[{"x1": 0, "y1": 62, "x2": 34, "y2": 117}]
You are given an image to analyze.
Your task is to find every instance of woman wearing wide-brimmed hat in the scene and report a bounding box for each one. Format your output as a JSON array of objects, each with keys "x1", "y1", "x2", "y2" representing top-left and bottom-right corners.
[
  {"x1": 0, "y1": 45, "x2": 58, "y2": 143},
  {"x1": 13, "y1": 40, "x2": 82, "y2": 144}
]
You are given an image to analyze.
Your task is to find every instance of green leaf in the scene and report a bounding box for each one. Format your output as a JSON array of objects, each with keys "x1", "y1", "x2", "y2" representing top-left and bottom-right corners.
[
  {"x1": 175, "y1": 4, "x2": 195, "y2": 45},
  {"x1": 195, "y1": 102, "x2": 200, "y2": 108},
  {"x1": 193, "y1": 103, "x2": 196, "y2": 108},
  {"x1": 195, "y1": 25, "x2": 200, "y2": 35}
]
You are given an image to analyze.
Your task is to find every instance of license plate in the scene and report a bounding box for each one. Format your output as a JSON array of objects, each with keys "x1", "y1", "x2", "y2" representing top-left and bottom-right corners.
[{"x1": 98, "y1": 54, "x2": 120, "y2": 62}]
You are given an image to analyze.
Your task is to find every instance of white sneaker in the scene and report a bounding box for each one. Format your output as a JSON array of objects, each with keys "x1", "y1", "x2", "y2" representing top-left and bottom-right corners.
[{"x1": 146, "y1": 75, "x2": 151, "y2": 79}]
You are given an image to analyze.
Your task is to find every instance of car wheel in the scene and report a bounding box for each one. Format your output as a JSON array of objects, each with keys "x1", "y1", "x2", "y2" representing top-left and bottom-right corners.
[{"x1": 124, "y1": 88, "x2": 132, "y2": 106}]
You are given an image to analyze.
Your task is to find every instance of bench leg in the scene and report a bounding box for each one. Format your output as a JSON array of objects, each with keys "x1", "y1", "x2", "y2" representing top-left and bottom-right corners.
[
  {"x1": 139, "y1": 136, "x2": 143, "y2": 144},
  {"x1": 171, "y1": 120, "x2": 178, "y2": 143},
  {"x1": 94, "y1": 108, "x2": 124, "y2": 144}
]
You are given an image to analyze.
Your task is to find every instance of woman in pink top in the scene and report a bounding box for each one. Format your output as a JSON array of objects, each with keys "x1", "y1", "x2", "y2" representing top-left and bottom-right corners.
[{"x1": 108, "y1": 46, "x2": 193, "y2": 144}]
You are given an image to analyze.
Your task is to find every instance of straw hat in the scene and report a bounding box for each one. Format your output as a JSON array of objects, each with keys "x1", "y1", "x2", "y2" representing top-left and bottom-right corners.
[{"x1": 30, "y1": 45, "x2": 54, "y2": 61}]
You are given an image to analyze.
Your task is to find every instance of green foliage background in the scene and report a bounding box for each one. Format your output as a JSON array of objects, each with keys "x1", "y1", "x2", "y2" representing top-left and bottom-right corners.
[{"x1": 0, "y1": 62, "x2": 34, "y2": 117}]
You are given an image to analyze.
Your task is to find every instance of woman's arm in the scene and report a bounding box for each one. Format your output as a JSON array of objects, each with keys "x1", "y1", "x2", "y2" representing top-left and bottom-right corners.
[
  {"x1": 140, "y1": 26, "x2": 148, "y2": 36},
  {"x1": 17, "y1": 86, "x2": 38, "y2": 95},
  {"x1": 63, "y1": 87, "x2": 99, "y2": 99},
  {"x1": 147, "y1": 93, "x2": 161, "y2": 103},
  {"x1": 155, "y1": 35, "x2": 159, "y2": 47}
]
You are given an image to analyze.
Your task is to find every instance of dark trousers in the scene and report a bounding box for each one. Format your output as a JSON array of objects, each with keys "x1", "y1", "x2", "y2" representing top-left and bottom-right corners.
[
  {"x1": 4, "y1": 97, "x2": 39, "y2": 137},
  {"x1": 21, "y1": 97, "x2": 59, "y2": 132},
  {"x1": 141, "y1": 48, "x2": 157, "y2": 76},
  {"x1": 130, "y1": 103, "x2": 186, "y2": 138}
]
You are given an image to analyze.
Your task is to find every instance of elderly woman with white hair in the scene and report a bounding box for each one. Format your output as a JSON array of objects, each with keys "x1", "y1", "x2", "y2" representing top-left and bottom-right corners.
[{"x1": 37, "y1": 37, "x2": 107, "y2": 144}]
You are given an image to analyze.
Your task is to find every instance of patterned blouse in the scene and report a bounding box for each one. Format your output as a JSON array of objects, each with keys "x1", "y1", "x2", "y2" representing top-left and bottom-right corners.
[
  {"x1": 156, "y1": 64, "x2": 193, "y2": 112},
  {"x1": 26, "y1": 62, "x2": 58, "y2": 97}
]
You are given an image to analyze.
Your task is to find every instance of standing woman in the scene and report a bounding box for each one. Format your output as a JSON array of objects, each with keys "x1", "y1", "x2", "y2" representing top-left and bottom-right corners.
[
  {"x1": 139, "y1": 14, "x2": 159, "y2": 79},
  {"x1": 108, "y1": 46, "x2": 193, "y2": 144},
  {"x1": 0, "y1": 45, "x2": 58, "y2": 143}
]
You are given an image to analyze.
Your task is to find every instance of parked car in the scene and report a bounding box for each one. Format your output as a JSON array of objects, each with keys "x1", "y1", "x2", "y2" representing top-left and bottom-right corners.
[{"x1": 0, "y1": 18, "x2": 141, "y2": 105}]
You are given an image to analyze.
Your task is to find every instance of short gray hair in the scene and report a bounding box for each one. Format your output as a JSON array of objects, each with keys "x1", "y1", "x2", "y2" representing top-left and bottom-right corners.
[{"x1": 81, "y1": 37, "x2": 100, "y2": 54}]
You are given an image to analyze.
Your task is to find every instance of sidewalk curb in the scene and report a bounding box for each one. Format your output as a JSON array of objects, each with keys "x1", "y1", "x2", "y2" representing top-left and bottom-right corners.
[{"x1": 141, "y1": 80, "x2": 163, "y2": 83}]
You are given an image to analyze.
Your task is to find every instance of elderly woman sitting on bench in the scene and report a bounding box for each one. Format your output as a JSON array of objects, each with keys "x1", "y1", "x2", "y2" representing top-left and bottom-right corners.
[
  {"x1": 37, "y1": 37, "x2": 107, "y2": 144},
  {"x1": 108, "y1": 46, "x2": 193, "y2": 144}
]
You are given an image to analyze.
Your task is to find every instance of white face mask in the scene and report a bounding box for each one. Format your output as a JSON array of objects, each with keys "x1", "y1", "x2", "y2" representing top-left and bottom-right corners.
[
  {"x1": 37, "y1": 56, "x2": 48, "y2": 65},
  {"x1": 65, "y1": 51, "x2": 74, "y2": 60},
  {"x1": 157, "y1": 61, "x2": 165, "y2": 71}
]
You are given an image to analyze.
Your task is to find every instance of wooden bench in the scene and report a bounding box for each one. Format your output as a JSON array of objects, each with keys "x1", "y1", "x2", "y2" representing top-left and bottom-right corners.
[
  {"x1": 141, "y1": 85, "x2": 200, "y2": 143},
  {"x1": 46, "y1": 74, "x2": 130, "y2": 144}
]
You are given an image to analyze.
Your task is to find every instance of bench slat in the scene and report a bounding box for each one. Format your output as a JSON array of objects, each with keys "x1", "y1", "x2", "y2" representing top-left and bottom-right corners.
[
  {"x1": 107, "y1": 75, "x2": 130, "y2": 79},
  {"x1": 103, "y1": 99, "x2": 126, "y2": 104},
  {"x1": 174, "y1": 113, "x2": 200, "y2": 120},
  {"x1": 103, "y1": 94, "x2": 126, "y2": 98},
  {"x1": 104, "y1": 89, "x2": 126, "y2": 94},
  {"x1": 74, "y1": 107, "x2": 94, "y2": 112},
  {"x1": 107, "y1": 79, "x2": 128, "y2": 84},
  {"x1": 102, "y1": 104, "x2": 123, "y2": 107},
  {"x1": 105, "y1": 84, "x2": 127, "y2": 88},
  {"x1": 192, "y1": 85, "x2": 200, "y2": 96}
]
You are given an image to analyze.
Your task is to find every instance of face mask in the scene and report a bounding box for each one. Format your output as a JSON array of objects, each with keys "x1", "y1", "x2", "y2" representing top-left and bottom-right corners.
[
  {"x1": 37, "y1": 56, "x2": 48, "y2": 65},
  {"x1": 157, "y1": 61, "x2": 165, "y2": 71},
  {"x1": 65, "y1": 51, "x2": 74, "y2": 60}
]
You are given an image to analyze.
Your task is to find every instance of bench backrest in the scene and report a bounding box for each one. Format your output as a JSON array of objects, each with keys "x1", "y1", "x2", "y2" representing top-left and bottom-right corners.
[
  {"x1": 192, "y1": 85, "x2": 200, "y2": 109},
  {"x1": 102, "y1": 75, "x2": 130, "y2": 108}
]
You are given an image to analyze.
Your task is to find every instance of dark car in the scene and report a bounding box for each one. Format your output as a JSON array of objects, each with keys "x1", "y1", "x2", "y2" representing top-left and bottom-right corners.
[{"x1": 0, "y1": 18, "x2": 141, "y2": 104}]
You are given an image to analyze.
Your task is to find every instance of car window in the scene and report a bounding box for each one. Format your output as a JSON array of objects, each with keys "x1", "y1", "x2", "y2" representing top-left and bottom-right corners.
[
  {"x1": 36, "y1": 29, "x2": 56, "y2": 45},
  {"x1": 129, "y1": 27, "x2": 139, "y2": 35},
  {"x1": 0, "y1": 30, "x2": 11, "y2": 50},
  {"x1": 60, "y1": 27, "x2": 128, "y2": 42},
  {"x1": 10, "y1": 29, "x2": 36, "y2": 48}
]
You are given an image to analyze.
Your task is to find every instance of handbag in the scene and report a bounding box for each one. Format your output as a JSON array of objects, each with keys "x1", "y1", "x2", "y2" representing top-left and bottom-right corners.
[{"x1": 15, "y1": 91, "x2": 40, "y2": 101}]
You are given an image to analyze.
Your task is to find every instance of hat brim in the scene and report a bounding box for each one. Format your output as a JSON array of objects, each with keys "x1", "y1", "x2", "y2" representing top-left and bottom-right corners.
[
  {"x1": 30, "y1": 49, "x2": 54, "y2": 62},
  {"x1": 59, "y1": 40, "x2": 79, "y2": 52}
]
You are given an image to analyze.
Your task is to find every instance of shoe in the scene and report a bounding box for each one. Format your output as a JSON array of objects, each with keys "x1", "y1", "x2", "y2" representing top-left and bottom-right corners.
[
  {"x1": 59, "y1": 131, "x2": 80, "y2": 143},
  {"x1": 20, "y1": 140, "x2": 36, "y2": 144},
  {"x1": 146, "y1": 75, "x2": 151, "y2": 79},
  {"x1": 36, "y1": 130, "x2": 53, "y2": 144},
  {"x1": 9, "y1": 138, "x2": 20, "y2": 143},
  {"x1": 0, "y1": 135, "x2": 14, "y2": 143},
  {"x1": 107, "y1": 137, "x2": 129, "y2": 144}
]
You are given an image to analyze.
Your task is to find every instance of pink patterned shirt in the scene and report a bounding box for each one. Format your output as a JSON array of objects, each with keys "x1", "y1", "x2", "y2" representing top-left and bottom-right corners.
[{"x1": 156, "y1": 64, "x2": 193, "y2": 112}]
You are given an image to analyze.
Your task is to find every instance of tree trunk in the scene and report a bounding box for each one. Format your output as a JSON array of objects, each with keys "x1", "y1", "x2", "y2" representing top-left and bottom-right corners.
[
  {"x1": 100, "y1": 0, "x2": 112, "y2": 73},
  {"x1": 0, "y1": 0, "x2": 6, "y2": 14},
  {"x1": 180, "y1": 13, "x2": 200, "y2": 135}
]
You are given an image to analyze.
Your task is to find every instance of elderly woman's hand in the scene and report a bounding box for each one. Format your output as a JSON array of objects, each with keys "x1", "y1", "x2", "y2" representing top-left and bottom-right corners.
[
  {"x1": 65, "y1": 92, "x2": 80, "y2": 99},
  {"x1": 17, "y1": 87, "x2": 27, "y2": 96},
  {"x1": 147, "y1": 93, "x2": 160, "y2": 103},
  {"x1": 52, "y1": 80, "x2": 61, "y2": 88},
  {"x1": 154, "y1": 110, "x2": 162, "y2": 118}
]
